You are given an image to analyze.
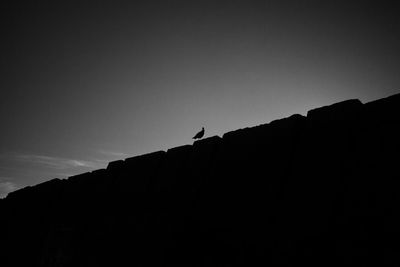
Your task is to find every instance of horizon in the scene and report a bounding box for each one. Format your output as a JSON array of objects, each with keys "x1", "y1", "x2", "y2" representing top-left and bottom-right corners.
[
  {"x1": 1, "y1": 92, "x2": 397, "y2": 199},
  {"x1": 1, "y1": 0, "x2": 400, "y2": 197}
]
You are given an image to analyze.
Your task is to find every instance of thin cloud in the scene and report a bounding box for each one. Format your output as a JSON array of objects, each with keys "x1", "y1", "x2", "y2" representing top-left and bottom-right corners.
[
  {"x1": 14, "y1": 154, "x2": 105, "y2": 170},
  {"x1": 97, "y1": 150, "x2": 130, "y2": 158},
  {"x1": 0, "y1": 181, "x2": 18, "y2": 198}
]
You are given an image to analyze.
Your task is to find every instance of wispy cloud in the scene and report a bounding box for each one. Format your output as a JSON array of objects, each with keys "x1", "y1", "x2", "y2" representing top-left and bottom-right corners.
[
  {"x1": 0, "y1": 181, "x2": 18, "y2": 198},
  {"x1": 13, "y1": 154, "x2": 105, "y2": 170},
  {"x1": 97, "y1": 150, "x2": 130, "y2": 159}
]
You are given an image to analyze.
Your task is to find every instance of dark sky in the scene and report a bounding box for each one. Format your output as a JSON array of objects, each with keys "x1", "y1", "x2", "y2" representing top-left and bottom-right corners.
[{"x1": 1, "y1": 0, "x2": 400, "y2": 197}]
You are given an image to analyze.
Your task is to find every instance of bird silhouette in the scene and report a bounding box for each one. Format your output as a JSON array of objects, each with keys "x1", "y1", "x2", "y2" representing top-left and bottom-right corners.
[{"x1": 193, "y1": 127, "x2": 205, "y2": 139}]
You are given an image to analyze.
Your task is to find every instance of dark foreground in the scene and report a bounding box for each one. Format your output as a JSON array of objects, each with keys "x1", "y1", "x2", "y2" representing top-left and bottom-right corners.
[{"x1": 1, "y1": 93, "x2": 400, "y2": 266}]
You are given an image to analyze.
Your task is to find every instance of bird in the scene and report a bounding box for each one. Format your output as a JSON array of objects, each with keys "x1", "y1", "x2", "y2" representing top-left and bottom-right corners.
[{"x1": 193, "y1": 127, "x2": 205, "y2": 139}]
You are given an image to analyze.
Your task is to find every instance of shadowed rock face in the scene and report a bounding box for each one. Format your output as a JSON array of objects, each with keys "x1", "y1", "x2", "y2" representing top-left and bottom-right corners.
[{"x1": 1, "y1": 93, "x2": 400, "y2": 266}]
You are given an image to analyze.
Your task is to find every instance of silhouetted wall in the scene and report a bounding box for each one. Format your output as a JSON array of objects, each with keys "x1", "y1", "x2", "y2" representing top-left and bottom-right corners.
[{"x1": 1, "y1": 93, "x2": 400, "y2": 266}]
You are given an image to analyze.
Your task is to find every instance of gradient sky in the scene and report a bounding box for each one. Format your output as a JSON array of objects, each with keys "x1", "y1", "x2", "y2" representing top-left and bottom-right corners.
[{"x1": 1, "y1": 0, "x2": 400, "y2": 197}]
